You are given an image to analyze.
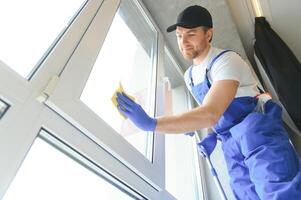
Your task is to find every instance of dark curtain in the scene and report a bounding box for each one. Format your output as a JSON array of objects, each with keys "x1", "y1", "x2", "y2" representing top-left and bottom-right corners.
[{"x1": 254, "y1": 17, "x2": 301, "y2": 131}]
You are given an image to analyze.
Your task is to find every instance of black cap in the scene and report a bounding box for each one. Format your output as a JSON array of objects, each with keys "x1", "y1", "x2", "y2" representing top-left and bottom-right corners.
[{"x1": 167, "y1": 5, "x2": 212, "y2": 32}]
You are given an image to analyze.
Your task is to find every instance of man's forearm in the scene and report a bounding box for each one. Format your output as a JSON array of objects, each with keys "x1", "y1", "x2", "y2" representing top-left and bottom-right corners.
[{"x1": 155, "y1": 105, "x2": 217, "y2": 133}]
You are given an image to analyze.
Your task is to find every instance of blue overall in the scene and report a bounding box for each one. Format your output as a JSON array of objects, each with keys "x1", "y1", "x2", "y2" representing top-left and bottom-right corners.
[{"x1": 188, "y1": 50, "x2": 301, "y2": 200}]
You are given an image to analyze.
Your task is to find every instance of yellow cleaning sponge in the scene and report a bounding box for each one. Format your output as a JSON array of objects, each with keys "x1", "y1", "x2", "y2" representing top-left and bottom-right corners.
[{"x1": 111, "y1": 82, "x2": 135, "y2": 119}]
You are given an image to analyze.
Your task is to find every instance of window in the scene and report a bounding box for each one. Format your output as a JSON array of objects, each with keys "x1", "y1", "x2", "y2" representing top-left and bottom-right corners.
[
  {"x1": 40, "y1": 0, "x2": 165, "y2": 190},
  {"x1": 80, "y1": 0, "x2": 157, "y2": 159},
  {"x1": 4, "y1": 131, "x2": 141, "y2": 200},
  {"x1": 0, "y1": 0, "x2": 174, "y2": 198},
  {"x1": 163, "y1": 48, "x2": 203, "y2": 200},
  {"x1": 0, "y1": 0, "x2": 86, "y2": 78}
]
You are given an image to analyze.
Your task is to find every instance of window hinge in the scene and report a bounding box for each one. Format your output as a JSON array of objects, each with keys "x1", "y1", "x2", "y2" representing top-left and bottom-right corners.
[{"x1": 36, "y1": 75, "x2": 60, "y2": 103}]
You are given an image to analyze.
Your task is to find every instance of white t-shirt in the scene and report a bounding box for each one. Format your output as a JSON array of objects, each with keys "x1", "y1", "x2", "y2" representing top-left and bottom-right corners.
[{"x1": 184, "y1": 46, "x2": 260, "y2": 98}]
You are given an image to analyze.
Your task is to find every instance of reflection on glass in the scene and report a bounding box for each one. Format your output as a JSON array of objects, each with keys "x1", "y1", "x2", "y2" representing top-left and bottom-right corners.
[
  {"x1": 0, "y1": 0, "x2": 85, "y2": 78},
  {"x1": 4, "y1": 136, "x2": 136, "y2": 200},
  {"x1": 0, "y1": 98, "x2": 10, "y2": 119},
  {"x1": 80, "y1": 0, "x2": 157, "y2": 159}
]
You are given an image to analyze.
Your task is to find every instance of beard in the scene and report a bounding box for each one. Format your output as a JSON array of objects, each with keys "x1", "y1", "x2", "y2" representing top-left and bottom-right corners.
[{"x1": 182, "y1": 48, "x2": 200, "y2": 60}]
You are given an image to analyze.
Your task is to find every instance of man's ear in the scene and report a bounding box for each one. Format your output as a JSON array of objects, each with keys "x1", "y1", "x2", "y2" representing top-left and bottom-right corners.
[{"x1": 206, "y1": 28, "x2": 213, "y2": 42}]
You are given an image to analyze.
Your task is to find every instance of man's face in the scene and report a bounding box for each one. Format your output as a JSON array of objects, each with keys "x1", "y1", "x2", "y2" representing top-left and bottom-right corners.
[{"x1": 176, "y1": 26, "x2": 212, "y2": 60}]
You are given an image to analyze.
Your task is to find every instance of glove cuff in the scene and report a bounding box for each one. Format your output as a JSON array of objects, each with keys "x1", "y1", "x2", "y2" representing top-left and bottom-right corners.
[{"x1": 149, "y1": 118, "x2": 157, "y2": 132}]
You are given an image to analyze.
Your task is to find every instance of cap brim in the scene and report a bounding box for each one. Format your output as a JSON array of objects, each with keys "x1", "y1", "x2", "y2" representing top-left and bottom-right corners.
[
  {"x1": 166, "y1": 23, "x2": 200, "y2": 32},
  {"x1": 166, "y1": 24, "x2": 177, "y2": 32}
]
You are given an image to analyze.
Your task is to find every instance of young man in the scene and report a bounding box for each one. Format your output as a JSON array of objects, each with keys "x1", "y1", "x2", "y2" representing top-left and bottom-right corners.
[{"x1": 116, "y1": 5, "x2": 301, "y2": 200}]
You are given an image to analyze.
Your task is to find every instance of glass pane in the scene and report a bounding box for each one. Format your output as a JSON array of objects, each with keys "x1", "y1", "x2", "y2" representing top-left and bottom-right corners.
[
  {"x1": 80, "y1": 0, "x2": 157, "y2": 159},
  {"x1": 0, "y1": 98, "x2": 10, "y2": 119},
  {"x1": 0, "y1": 0, "x2": 85, "y2": 78},
  {"x1": 4, "y1": 136, "x2": 137, "y2": 200},
  {"x1": 164, "y1": 51, "x2": 202, "y2": 199}
]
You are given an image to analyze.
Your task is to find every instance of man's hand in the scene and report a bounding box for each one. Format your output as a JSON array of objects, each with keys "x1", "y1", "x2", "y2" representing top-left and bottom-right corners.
[
  {"x1": 198, "y1": 133, "x2": 217, "y2": 157},
  {"x1": 116, "y1": 92, "x2": 157, "y2": 132}
]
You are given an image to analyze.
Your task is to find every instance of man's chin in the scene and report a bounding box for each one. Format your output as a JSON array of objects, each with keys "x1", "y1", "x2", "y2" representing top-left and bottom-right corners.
[{"x1": 183, "y1": 54, "x2": 194, "y2": 60}]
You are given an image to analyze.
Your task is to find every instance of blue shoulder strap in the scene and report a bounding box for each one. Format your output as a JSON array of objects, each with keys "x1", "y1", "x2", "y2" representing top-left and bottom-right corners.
[
  {"x1": 205, "y1": 50, "x2": 232, "y2": 87},
  {"x1": 206, "y1": 50, "x2": 233, "y2": 72},
  {"x1": 189, "y1": 49, "x2": 265, "y2": 94},
  {"x1": 188, "y1": 49, "x2": 233, "y2": 88},
  {"x1": 188, "y1": 65, "x2": 194, "y2": 87}
]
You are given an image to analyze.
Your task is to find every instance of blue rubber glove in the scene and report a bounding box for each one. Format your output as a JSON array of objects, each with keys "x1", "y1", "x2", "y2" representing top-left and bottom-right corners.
[
  {"x1": 116, "y1": 92, "x2": 157, "y2": 132},
  {"x1": 198, "y1": 133, "x2": 217, "y2": 158}
]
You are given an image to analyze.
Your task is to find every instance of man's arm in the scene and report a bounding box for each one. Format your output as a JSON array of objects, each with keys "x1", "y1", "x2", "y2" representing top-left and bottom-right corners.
[{"x1": 155, "y1": 80, "x2": 239, "y2": 133}]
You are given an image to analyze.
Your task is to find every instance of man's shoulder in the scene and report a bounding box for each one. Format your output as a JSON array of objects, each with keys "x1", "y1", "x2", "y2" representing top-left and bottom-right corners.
[
  {"x1": 210, "y1": 48, "x2": 242, "y2": 64},
  {"x1": 207, "y1": 47, "x2": 234, "y2": 61}
]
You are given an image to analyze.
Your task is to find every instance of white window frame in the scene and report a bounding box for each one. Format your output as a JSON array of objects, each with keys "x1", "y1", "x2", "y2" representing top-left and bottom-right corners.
[
  {"x1": 45, "y1": 0, "x2": 166, "y2": 189},
  {"x1": 0, "y1": 0, "x2": 174, "y2": 199}
]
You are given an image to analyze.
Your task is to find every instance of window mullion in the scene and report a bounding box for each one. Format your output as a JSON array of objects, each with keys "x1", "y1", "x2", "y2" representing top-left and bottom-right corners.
[{"x1": 0, "y1": 98, "x2": 45, "y2": 198}]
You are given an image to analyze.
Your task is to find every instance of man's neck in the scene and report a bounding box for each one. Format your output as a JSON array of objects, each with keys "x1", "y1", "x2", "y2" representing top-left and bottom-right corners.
[{"x1": 193, "y1": 45, "x2": 211, "y2": 65}]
